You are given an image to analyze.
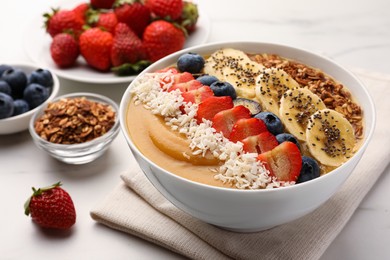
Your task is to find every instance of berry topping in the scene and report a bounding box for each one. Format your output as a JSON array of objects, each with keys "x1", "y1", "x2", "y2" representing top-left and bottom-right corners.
[
  {"x1": 229, "y1": 117, "x2": 268, "y2": 143},
  {"x1": 195, "y1": 96, "x2": 234, "y2": 124},
  {"x1": 212, "y1": 105, "x2": 251, "y2": 138},
  {"x1": 177, "y1": 52, "x2": 205, "y2": 74},
  {"x1": 297, "y1": 156, "x2": 321, "y2": 183},
  {"x1": 255, "y1": 111, "x2": 284, "y2": 136},
  {"x1": 242, "y1": 131, "x2": 279, "y2": 154},
  {"x1": 181, "y1": 85, "x2": 214, "y2": 104},
  {"x1": 233, "y1": 98, "x2": 262, "y2": 116},
  {"x1": 257, "y1": 141, "x2": 302, "y2": 182},
  {"x1": 196, "y1": 75, "x2": 219, "y2": 86},
  {"x1": 209, "y1": 81, "x2": 237, "y2": 99},
  {"x1": 276, "y1": 133, "x2": 301, "y2": 150}
]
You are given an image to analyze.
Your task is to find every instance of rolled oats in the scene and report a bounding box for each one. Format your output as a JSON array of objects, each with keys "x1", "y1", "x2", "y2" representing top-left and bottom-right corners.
[{"x1": 34, "y1": 97, "x2": 116, "y2": 144}]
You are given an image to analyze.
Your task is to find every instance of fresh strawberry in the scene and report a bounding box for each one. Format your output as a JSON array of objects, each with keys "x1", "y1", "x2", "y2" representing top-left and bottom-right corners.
[
  {"x1": 114, "y1": 0, "x2": 151, "y2": 37},
  {"x1": 181, "y1": 85, "x2": 214, "y2": 104},
  {"x1": 24, "y1": 182, "x2": 76, "y2": 229},
  {"x1": 212, "y1": 105, "x2": 251, "y2": 138},
  {"x1": 44, "y1": 8, "x2": 84, "y2": 38},
  {"x1": 145, "y1": 0, "x2": 183, "y2": 20},
  {"x1": 257, "y1": 141, "x2": 302, "y2": 182},
  {"x1": 156, "y1": 67, "x2": 179, "y2": 74},
  {"x1": 229, "y1": 118, "x2": 268, "y2": 143},
  {"x1": 160, "y1": 71, "x2": 193, "y2": 88},
  {"x1": 79, "y1": 28, "x2": 113, "y2": 71},
  {"x1": 87, "y1": 9, "x2": 118, "y2": 34},
  {"x1": 177, "y1": 1, "x2": 199, "y2": 33},
  {"x1": 143, "y1": 20, "x2": 186, "y2": 62},
  {"x1": 242, "y1": 131, "x2": 279, "y2": 154},
  {"x1": 90, "y1": 0, "x2": 116, "y2": 9},
  {"x1": 50, "y1": 33, "x2": 80, "y2": 68},
  {"x1": 169, "y1": 79, "x2": 202, "y2": 92},
  {"x1": 195, "y1": 96, "x2": 234, "y2": 124},
  {"x1": 72, "y1": 3, "x2": 90, "y2": 23},
  {"x1": 110, "y1": 23, "x2": 145, "y2": 67}
]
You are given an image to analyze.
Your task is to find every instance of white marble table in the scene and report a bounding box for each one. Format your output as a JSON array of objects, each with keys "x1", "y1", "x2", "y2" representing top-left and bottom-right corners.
[{"x1": 1, "y1": 0, "x2": 389, "y2": 259}]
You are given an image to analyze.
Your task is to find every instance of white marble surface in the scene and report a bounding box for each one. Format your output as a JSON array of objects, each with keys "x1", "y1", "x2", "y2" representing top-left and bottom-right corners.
[{"x1": 1, "y1": 0, "x2": 389, "y2": 259}]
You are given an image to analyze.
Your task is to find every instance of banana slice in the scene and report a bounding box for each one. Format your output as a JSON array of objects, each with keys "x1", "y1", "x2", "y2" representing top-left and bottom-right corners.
[
  {"x1": 306, "y1": 109, "x2": 356, "y2": 167},
  {"x1": 204, "y1": 48, "x2": 264, "y2": 99},
  {"x1": 255, "y1": 67, "x2": 300, "y2": 117},
  {"x1": 279, "y1": 88, "x2": 326, "y2": 141}
]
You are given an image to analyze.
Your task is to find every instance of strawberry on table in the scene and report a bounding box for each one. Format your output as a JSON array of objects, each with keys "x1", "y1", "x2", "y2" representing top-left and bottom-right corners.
[
  {"x1": 143, "y1": 20, "x2": 186, "y2": 62},
  {"x1": 79, "y1": 27, "x2": 113, "y2": 71},
  {"x1": 24, "y1": 182, "x2": 76, "y2": 230},
  {"x1": 257, "y1": 141, "x2": 302, "y2": 182},
  {"x1": 195, "y1": 96, "x2": 234, "y2": 124},
  {"x1": 114, "y1": 0, "x2": 151, "y2": 37},
  {"x1": 50, "y1": 33, "x2": 80, "y2": 68},
  {"x1": 212, "y1": 105, "x2": 251, "y2": 138},
  {"x1": 145, "y1": 0, "x2": 183, "y2": 20},
  {"x1": 242, "y1": 131, "x2": 279, "y2": 154},
  {"x1": 229, "y1": 118, "x2": 268, "y2": 143},
  {"x1": 44, "y1": 8, "x2": 84, "y2": 38}
]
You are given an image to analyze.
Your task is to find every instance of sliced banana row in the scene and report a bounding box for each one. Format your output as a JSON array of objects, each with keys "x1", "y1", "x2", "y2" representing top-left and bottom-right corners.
[
  {"x1": 255, "y1": 67, "x2": 300, "y2": 117},
  {"x1": 306, "y1": 109, "x2": 356, "y2": 166},
  {"x1": 204, "y1": 48, "x2": 264, "y2": 99},
  {"x1": 279, "y1": 88, "x2": 326, "y2": 141}
]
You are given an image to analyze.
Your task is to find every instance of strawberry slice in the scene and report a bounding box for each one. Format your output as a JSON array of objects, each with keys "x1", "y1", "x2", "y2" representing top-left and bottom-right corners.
[
  {"x1": 229, "y1": 118, "x2": 268, "y2": 143},
  {"x1": 181, "y1": 85, "x2": 214, "y2": 104},
  {"x1": 160, "y1": 71, "x2": 194, "y2": 88},
  {"x1": 212, "y1": 105, "x2": 251, "y2": 138},
  {"x1": 156, "y1": 67, "x2": 178, "y2": 74},
  {"x1": 257, "y1": 141, "x2": 302, "y2": 182},
  {"x1": 195, "y1": 96, "x2": 233, "y2": 124},
  {"x1": 242, "y1": 131, "x2": 279, "y2": 154},
  {"x1": 170, "y1": 79, "x2": 203, "y2": 92}
]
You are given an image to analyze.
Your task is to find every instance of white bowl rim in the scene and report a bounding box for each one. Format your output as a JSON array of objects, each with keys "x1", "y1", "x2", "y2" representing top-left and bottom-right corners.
[
  {"x1": 120, "y1": 40, "x2": 377, "y2": 194},
  {"x1": 29, "y1": 92, "x2": 120, "y2": 148}
]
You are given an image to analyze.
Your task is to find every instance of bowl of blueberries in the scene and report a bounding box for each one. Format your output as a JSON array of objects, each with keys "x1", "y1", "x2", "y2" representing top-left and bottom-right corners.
[{"x1": 0, "y1": 62, "x2": 60, "y2": 134}]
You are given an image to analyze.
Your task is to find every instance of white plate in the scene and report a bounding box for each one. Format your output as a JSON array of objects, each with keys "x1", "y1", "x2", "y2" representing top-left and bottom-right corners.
[{"x1": 23, "y1": 1, "x2": 210, "y2": 84}]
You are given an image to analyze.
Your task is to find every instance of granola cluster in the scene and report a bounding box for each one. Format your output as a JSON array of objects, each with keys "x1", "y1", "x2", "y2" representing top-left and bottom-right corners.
[
  {"x1": 34, "y1": 97, "x2": 116, "y2": 144},
  {"x1": 252, "y1": 54, "x2": 363, "y2": 139}
]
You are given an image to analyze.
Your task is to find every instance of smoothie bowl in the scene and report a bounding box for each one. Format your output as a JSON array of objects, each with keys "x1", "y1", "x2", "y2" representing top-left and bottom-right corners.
[{"x1": 119, "y1": 41, "x2": 375, "y2": 232}]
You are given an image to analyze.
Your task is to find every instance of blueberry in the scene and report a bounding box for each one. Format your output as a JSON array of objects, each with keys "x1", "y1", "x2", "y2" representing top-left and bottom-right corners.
[
  {"x1": 255, "y1": 111, "x2": 284, "y2": 135},
  {"x1": 1, "y1": 68, "x2": 27, "y2": 99},
  {"x1": 297, "y1": 156, "x2": 320, "y2": 183},
  {"x1": 13, "y1": 99, "x2": 30, "y2": 116},
  {"x1": 0, "y1": 80, "x2": 11, "y2": 95},
  {"x1": 209, "y1": 81, "x2": 237, "y2": 99},
  {"x1": 233, "y1": 98, "x2": 262, "y2": 116},
  {"x1": 28, "y1": 69, "x2": 54, "y2": 88},
  {"x1": 177, "y1": 52, "x2": 205, "y2": 74},
  {"x1": 23, "y1": 83, "x2": 49, "y2": 109},
  {"x1": 0, "y1": 64, "x2": 13, "y2": 77},
  {"x1": 276, "y1": 133, "x2": 301, "y2": 150},
  {"x1": 0, "y1": 93, "x2": 14, "y2": 119},
  {"x1": 196, "y1": 75, "x2": 219, "y2": 86}
]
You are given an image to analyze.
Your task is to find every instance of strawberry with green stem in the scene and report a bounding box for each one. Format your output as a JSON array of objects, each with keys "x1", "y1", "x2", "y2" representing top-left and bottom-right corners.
[{"x1": 24, "y1": 182, "x2": 76, "y2": 230}]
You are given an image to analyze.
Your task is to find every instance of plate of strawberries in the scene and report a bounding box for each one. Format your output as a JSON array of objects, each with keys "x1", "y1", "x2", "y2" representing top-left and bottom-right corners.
[{"x1": 24, "y1": 0, "x2": 210, "y2": 84}]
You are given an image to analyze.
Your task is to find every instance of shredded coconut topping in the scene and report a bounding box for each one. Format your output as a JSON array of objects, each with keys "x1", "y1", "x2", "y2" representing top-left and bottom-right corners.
[{"x1": 130, "y1": 72, "x2": 293, "y2": 189}]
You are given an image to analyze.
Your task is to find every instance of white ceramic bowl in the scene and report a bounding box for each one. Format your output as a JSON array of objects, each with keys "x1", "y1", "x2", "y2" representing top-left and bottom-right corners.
[
  {"x1": 29, "y1": 92, "x2": 120, "y2": 164},
  {"x1": 0, "y1": 62, "x2": 60, "y2": 135},
  {"x1": 119, "y1": 41, "x2": 376, "y2": 232}
]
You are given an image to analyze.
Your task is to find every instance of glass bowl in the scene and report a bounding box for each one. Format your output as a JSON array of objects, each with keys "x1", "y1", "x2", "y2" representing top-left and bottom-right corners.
[{"x1": 29, "y1": 92, "x2": 120, "y2": 164}]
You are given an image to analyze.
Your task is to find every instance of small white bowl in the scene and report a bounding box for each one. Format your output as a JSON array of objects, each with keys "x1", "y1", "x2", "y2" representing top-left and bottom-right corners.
[
  {"x1": 0, "y1": 62, "x2": 60, "y2": 135},
  {"x1": 120, "y1": 41, "x2": 376, "y2": 232},
  {"x1": 29, "y1": 92, "x2": 120, "y2": 164}
]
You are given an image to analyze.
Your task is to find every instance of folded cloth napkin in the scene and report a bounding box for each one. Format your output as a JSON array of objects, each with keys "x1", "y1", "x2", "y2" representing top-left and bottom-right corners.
[{"x1": 91, "y1": 70, "x2": 390, "y2": 260}]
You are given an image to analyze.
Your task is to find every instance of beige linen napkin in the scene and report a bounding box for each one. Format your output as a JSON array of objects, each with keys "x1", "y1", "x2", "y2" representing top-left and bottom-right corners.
[{"x1": 91, "y1": 70, "x2": 390, "y2": 260}]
